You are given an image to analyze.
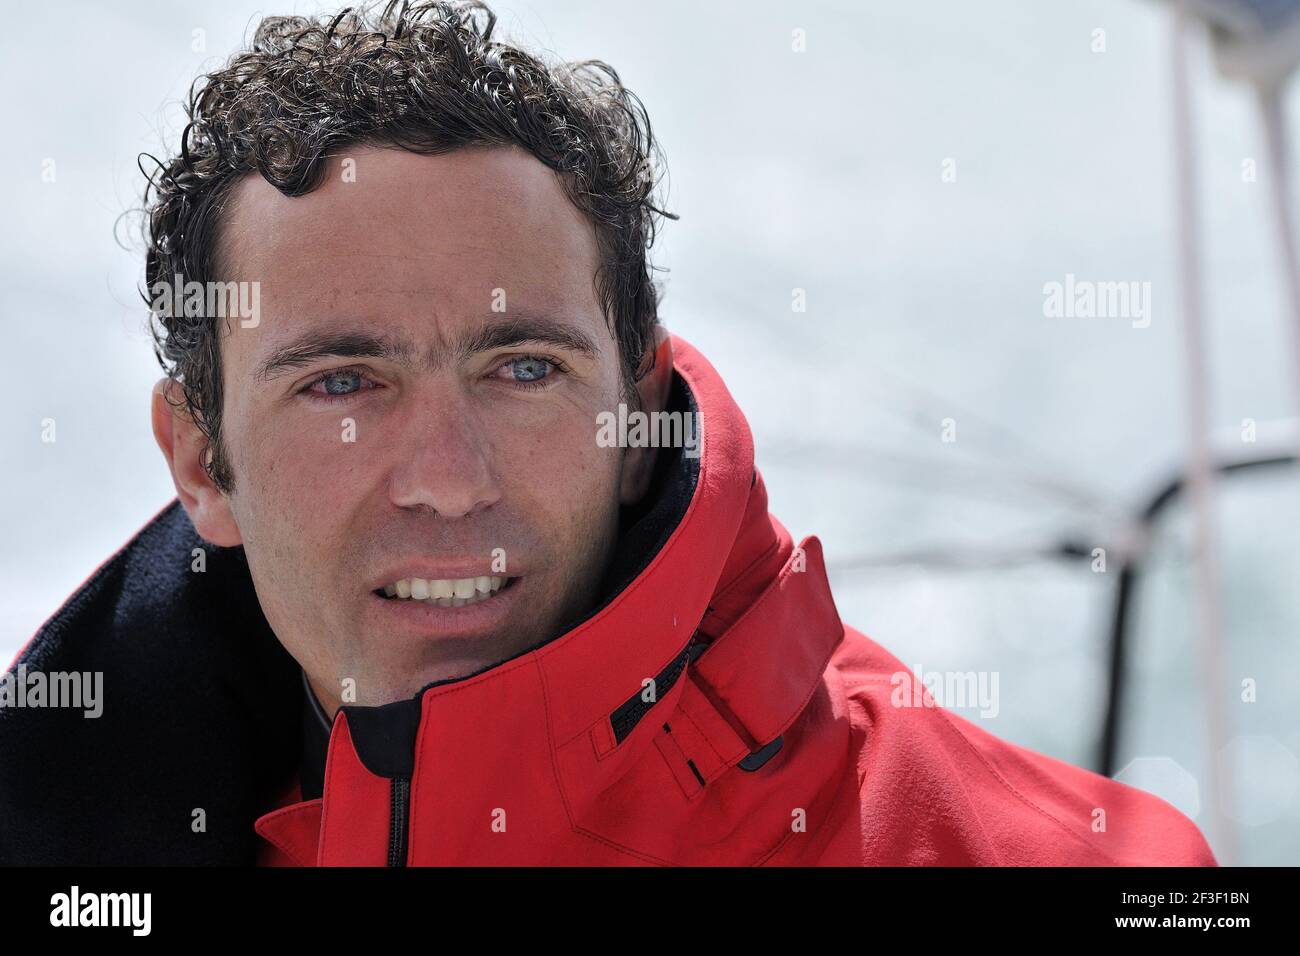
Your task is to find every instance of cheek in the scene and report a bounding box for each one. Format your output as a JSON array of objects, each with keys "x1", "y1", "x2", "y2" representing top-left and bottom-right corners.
[
  {"x1": 245, "y1": 412, "x2": 372, "y2": 504},
  {"x1": 494, "y1": 413, "x2": 623, "y2": 525},
  {"x1": 229, "y1": 414, "x2": 372, "y2": 590},
  {"x1": 231, "y1": 426, "x2": 362, "y2": 637}
]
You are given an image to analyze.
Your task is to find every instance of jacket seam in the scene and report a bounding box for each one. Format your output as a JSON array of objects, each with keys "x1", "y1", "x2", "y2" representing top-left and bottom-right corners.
[
  {"x1": 695, "y1": 539, "x2": 843, "y2": 747},
  {"x1": 569, "y1": 824, "x2": 678, "y2": 866},
  {"x1": 535, "y1": 655, "x2": 578, "y2": 831},
  {"x1": 676, "y1": 704, "x2": 730, "y2": 773},
  {"x1": 934, "y1": 704, "x2": 1120, "y2": 865},
  {"x1": 755, "y1": 748, "x2": 857, "y2": 867},
  {"x1": 264, "y1": 835, "x2": 312, "y2": 867},
  {"x1": 544, "y1": 660, "x2": 680, "y2": 864},
  {"x1": 714, "y1": 536, "x2": 823, "y2": 642},
  {"x1": 316, "y1": 714, "x2": 347, "y2": 865},
  {"x1": 854, "y1": 675, "x2": 1120, "y2": 865},
  {"x1": 701, "y1": 537, "x2": 785, "y2": 631},
  {"x1": 756, "y1": 673, "x2": 858, "y2": 867},
  {"x1": 255, "y1": 801, "x2": 321, "y2": 867}
]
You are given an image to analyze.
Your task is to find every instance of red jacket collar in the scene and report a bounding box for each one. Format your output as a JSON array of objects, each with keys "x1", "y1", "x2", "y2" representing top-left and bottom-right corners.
[{"x1": 257, "y1": 333, "x2": 845, "y2": 865}]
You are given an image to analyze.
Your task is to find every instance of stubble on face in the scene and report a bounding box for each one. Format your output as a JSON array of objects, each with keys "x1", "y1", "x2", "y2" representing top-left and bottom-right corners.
[{"x1": 211, "y1": 144, "x2": 637, "y2": 712}]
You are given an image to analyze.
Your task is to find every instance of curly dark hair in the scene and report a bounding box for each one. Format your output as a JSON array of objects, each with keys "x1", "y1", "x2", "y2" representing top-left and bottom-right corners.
[{"x1": 142, "y1": 0, "x2": 674, "y2": 494}]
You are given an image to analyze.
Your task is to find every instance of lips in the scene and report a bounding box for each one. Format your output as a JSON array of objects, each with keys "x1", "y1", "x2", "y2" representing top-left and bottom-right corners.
[
  {"x1": 368, "y1": 572, "x2": 523, "y2": 638},
  {"x1": 374, "y1": 575, "x2": 517, "y2": 608}
]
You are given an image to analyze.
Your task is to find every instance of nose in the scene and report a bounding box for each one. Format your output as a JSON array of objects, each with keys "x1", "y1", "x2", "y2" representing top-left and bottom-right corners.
[{"x1": 386, "y1": 387, "x2": 502, "y2": 519}]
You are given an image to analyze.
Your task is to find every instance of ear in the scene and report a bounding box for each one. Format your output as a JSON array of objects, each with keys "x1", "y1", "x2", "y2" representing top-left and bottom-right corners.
[
  {"x1": 618, "y1": 325, "x2": 674, "y2": 507},
  {"x1": 150, "y1": 377, "x2": 243, "y2": 547}
]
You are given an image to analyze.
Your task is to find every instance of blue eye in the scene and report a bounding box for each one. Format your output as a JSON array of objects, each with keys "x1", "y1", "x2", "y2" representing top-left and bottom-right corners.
[
  {"x1": 321, "y1": 370, "x2": 363, "y2": 395},
  {"x1": 494, "y1": 355, "x2": 568, "y2": 392},
  {"x1": 510, "y1": 357, "x2": 551, "y2": 383},
  {"x1": 302, "y1": 367, "x2": 376, "y2": 402}
]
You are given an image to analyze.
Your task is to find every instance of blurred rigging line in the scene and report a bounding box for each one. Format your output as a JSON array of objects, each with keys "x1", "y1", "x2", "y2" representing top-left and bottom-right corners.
[
  {"x1": 705, "y1": 283, "x2": 1125, "y2": 520},
  {"x1": 851, "y1": 357, "x2": 1116, "y2": 509},
  {"x1": 761, "y1": 436, "x2": 1130, "y2": 524},
  {"x1": 824, "y1": 541, "x2": 1093, "y2": 573},
  {"x1": 1258, "y1": 84, "x2": 1300, "y2": 464}
]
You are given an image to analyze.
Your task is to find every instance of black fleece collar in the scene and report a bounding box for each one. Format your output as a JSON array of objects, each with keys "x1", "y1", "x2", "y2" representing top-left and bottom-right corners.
[{"x1": 0, "y1": 508, "x2": 303, "y2": 864}]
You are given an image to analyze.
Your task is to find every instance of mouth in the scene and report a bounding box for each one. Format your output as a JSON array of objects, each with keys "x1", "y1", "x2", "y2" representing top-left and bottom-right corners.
[{"x1": 372, "y1": 575, "x2": 519, "y2": 609}]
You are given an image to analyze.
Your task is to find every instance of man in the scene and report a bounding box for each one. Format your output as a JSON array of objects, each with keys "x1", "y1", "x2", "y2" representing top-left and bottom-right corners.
[{"x1": 0, "y1": 0, "x2": 1216, "y2": 866}]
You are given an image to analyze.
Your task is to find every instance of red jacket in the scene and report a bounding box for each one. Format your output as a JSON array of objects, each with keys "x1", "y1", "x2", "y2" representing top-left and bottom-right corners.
[{"x1": 252, "y1": 335, "x2": 1218, "y2": 867}]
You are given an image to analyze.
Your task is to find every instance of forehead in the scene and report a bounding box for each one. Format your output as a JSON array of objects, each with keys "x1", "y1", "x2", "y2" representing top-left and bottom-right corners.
[{"x1": 216, "y1": 144, "x2": 605, "y2": 347}]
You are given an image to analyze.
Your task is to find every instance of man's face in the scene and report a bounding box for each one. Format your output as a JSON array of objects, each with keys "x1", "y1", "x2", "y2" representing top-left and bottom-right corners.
[{"x1": 177, "y1": 145, "x2": 663, "y2": 713}]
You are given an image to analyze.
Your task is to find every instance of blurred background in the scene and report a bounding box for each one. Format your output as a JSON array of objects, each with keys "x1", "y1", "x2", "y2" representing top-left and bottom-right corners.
[{"x1": 2, "y1": 0, "x2": 1297, "y2": 864}]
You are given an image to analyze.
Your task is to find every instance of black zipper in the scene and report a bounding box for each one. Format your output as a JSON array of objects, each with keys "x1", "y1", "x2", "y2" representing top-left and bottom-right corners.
[{"x1": 387, "y1": 776, "x2": 411, "y2": 866}]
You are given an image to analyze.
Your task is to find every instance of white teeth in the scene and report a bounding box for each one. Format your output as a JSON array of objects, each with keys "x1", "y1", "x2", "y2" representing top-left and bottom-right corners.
[{"x1": 383, "y1": 575, "x2": 508, "y2": 606}]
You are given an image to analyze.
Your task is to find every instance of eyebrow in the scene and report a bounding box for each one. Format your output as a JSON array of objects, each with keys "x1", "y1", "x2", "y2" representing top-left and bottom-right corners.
[{"x1": 254, "y1": 314, "x2": 601, "y2": 383}]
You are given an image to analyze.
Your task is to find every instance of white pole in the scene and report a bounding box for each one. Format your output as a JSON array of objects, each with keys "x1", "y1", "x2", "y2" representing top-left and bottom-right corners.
[
  {"x1": 1257, "y1": 84, "x2": 1300, "y2": 452},
  {"x1": 1170, "y1": 0, "x2": 1235, "y2": 864}
]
